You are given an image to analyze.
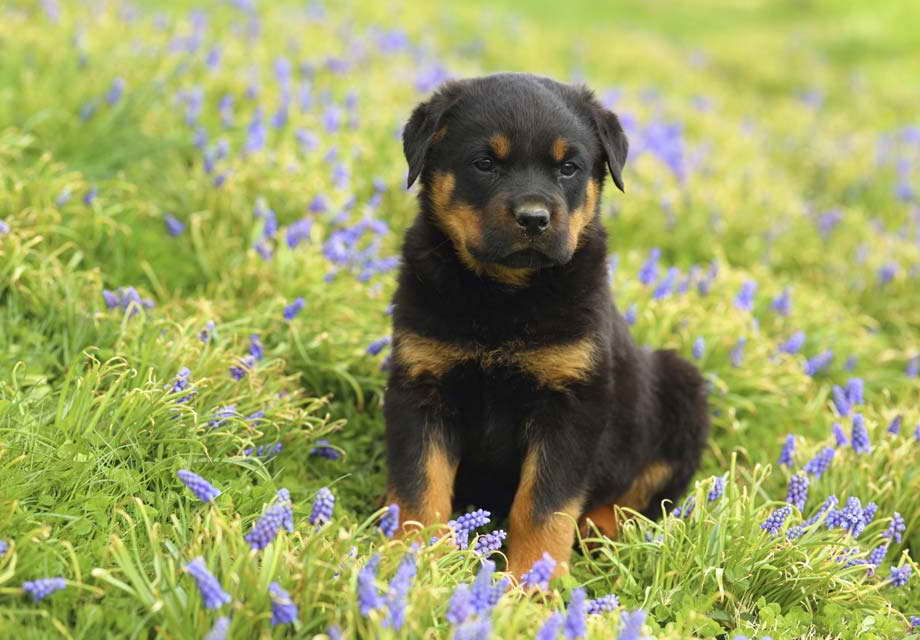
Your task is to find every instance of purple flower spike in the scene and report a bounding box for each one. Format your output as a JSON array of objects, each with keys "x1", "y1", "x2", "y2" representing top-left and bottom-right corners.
[
  {"x1": 652, "y1": 267, "x2": 679, "y2": 299},
  {"x1": 889, "y1": 565, "x2": 912, "y2": 587},
  {"x1": 563, "y1": 587, "x2": 587, "y2": 639},
  {"x1": 446, "y1": 583, "x2": 473, "y2": 625},
  {"x1": 708, "y1": 475, "x2": 726, "y2": 501},
  {"x1": 761, "y1": 505, "x2": 791, "y2": 536},
  {"x1": 586, "y1": 593, "x2": 620, "y2": 615},
  {"x1": 907, "y1": 356, "x2": 920, "y2": 378},
  {"x1": 185, "y1": 557, "x2": 231, "y2": 609},
  {"x1": 357, "y1": 555, "x2": 381, "y2": 615},
  {"x1": 367, "y1": 336, "x2": 392, "y2": 356},
  {"x1": 473, "y1": 530, "x2": 507, "y2": 557},
  {"x1": 883, "y1": 512, "x2": 906, "y2": 543},
  {"x1": 177, "y1": 469, "x2": 221, "y2": 502},
  {"x1": 83, "y1": 186, "x2": 98, "y2": 205},
  {"x1": 244, "y1": 505, "x2": 286, "y2": 550},
  {"x1": 831, "y1": 385, "x2": 850, "y2": 416},
  {"x1": 229, "y1": 355, "x2": 255, "y2": 380},
  {"x1": 286, "y1": 218, "x2": 313, "y2": 248},
  {"x1": 521, "y1": 552, "x2": 557, "y2": 591},
  {"x1": 624, "y1": 304, "x2": 638, "y2": 326},
  {"x1": 618, "y1": 609, "x2": 648, "y2": 640},
  {"x1": 692, "y1": 337, "x2": 705, "y2": 360},
  {"x1": 208, "y1": 405, "x2": 236, "y2": 429},
  {"x1": 164, "y1": 213, "x2": 185, "y2": 236},
  {"x1": 734, "y1": 280, "x2": 757, "y2": 311},
  {"x1": 283, "y1": 297, "x2": 305, "y2": 320},
  {"x1": 778, "y1": 435, "x2": 796, "y2": 467},
  {"x1": 803, "y1": 447, "x2": 834, "y2": 477},
  {"x1": 846, "y1": 378, "x2": 864, "y2": 405},
  {"x1": 536, "y1": 612, "x2": 564, "y2": 640},
  {"x1": 785, "y1": 474, "x2": 809, "y2": 510},
  {"x1": 851, "y1": 414, "x2": 871, "y2": 454},
  {"x1": 384, "y1": 551, "x2": 417, "y2": 630},
  {"x1": 470, "y1": 560, "x2": 497, "y2": 614},
  {"x1": 887, "y1": 415, "x2": 902, "y2": 435},
  {"x1": 309, "y1": 487, "x2": 335, "y2": 526},
  {"x1": 204, "y1": 616, "x2": 230, "y2": 640},
  {"x1": 832, "y1": 423, "x2": 848, "y2": 447},
  {"x1": 269, "y1": 582, "x2": 298, "y2": 625},
  {"x1": 638, "y1": 248, "x2": 661, "y2": 285},
  {"x1": 199, "y1": 320, "x2": 216, "y2": 343},
  {"x1": 0, "y1": 540, "x2": 8, "y2": 555},
  {"x1": 730, "y1": 337, "x2": 746, "y2": 367},
  {"x1": 804, "y1": 350, "x2": 834, "y2": 376},
  {"x1": 22, "y1": 577, "x2": 66, "y2": 602},
  {"x1": 771, "y1": 288, "x2": 791, "y2": 316},
  {"x1": 449, "y1": 509, "x2": 491, "y2": 548},
  {"x1": 778, "y1": 331, "x2": 805, "y2": 355},
  {"x1": 249, "y1": 334, "x2": 264, "y2": 361},
  {"x1": 380, "y1": 503, "x2": 399, "y2": 538},
  {"x1": 309, "y1": 439, "x2": 342, "y2": 460}
]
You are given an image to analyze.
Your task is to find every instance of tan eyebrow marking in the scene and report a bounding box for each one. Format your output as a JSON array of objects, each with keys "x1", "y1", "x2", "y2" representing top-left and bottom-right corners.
[
  {"x1": 551, "y1": 137, "x2": 568, "y2": 162},
  {"x1": 489, "y1": 133, "x2": 511, "y2": 159}
]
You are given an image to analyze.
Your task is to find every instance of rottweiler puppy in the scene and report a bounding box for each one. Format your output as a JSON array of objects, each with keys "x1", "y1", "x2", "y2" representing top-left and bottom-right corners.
[{"x1": 384, "y1": 72, "x2": 708, "y2": 578}]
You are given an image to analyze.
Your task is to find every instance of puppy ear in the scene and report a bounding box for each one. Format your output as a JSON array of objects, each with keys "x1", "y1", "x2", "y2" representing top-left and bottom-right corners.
[
  {"x1": 590, "y1": 106, "x2": 629, "y2": 192},
  {"x1": 402, "y1": 82, "x2": 462, "y2": 189}
]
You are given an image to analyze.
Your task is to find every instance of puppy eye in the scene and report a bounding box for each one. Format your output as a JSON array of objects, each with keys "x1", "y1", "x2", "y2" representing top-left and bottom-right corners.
[
  {"x1": 560, "y1": 161, "x2": 579, "y2": 177},
  {"x1": 473, "y1": 158, "x2": 495, "y2": 172}
]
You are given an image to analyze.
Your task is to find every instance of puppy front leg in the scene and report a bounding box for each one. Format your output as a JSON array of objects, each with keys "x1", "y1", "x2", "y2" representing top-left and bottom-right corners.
[
  {"x1": 383, "y1": 380, "x2": 458, "y2": 535},
  {"x1": 507, "y1": 438, "x2": 587, "y2": 579}
]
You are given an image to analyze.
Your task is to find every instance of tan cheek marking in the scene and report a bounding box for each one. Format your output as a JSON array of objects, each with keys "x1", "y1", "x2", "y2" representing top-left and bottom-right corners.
[
  {"x1": 579, "y1": 461, "x2": 673, "y2": 539},
  {"x1": 551, "y1": 137, "x2": 568, "y2": 162},
  {"x1": 387, "y1": 441, "x2": 458, "y2": 536},
  {"x1": 489, "y1": 133, "x2": 511, "y2": 160},
  {"x1": 567, "y1": 178, "x2": 599, "y2": 253},
  {"x1": 516, "y1": 336, "x2": 598, "y2": 390},
  {"x1": 507, "y1": 449, "x2": 582, "y2": 579},
  {"x1": 394, "y1": 330, "x2": 475, "y2": 379},
  {"x1": 431, "y1": 127, "x2": 447, "y2": 143}
]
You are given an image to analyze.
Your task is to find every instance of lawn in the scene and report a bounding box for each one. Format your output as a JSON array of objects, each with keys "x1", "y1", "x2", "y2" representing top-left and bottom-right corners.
[{"x1": 0, "y1": 0, "x2": 919, "y2": 638}]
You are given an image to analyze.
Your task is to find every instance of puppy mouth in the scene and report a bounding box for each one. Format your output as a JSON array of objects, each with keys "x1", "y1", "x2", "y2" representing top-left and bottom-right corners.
[{"x1": 494, "y1": 248, "x2": 556, "y2": 268}]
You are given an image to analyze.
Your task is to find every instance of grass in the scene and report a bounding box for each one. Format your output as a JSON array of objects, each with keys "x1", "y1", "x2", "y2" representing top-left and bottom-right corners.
[{"x1": 0, "y1": 0, "x2": 919, "y2": 638}]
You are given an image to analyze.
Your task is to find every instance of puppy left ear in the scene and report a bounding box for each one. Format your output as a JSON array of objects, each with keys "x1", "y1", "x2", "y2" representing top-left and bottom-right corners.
[
  {"x1": 402, "y1": 80, "x2": 464, "y2": 189},
  {"x1": 590, "y1": 106, "x2": 629, "y2": 192}
]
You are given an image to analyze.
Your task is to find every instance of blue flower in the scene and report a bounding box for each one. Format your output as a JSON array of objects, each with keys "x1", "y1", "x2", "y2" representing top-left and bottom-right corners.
[
  {"x1": 618, "y1": 609, "x2": 648, "y2": 640},
  {"x1": 473, "y1": 530, "x2": 506, "y2": 557},
  {"x1": 771, "y1": 288, "x2": 791, "y2": 316},
  {"x1": 778, "y1": 331, "x2": 805, "y2": 355},
  {"x1": 283, "y1": 297, "x2": 305, "y2": 320},
  {"x1": 452, "y1": 618, "x2": 492, "y2": 640},
  {"x1": 832, "y1": 423, "x2": 848, "y2": 447},
  {"x1": 804, "y1": 495, "x2": 839, "y2": 528},
  {"x1": 275, "y1": 489, "x2": 294, "y2": 532},
  {"x1": 760, "y1": 505, "x2": 791, "y2": 536},
  {"x1": 907, "y1": 356, "x2": 919, "y2": 378},
  {"x1": 851, "y1": 414, "x2": 871, "y2": 454},
  {"x1": 309, "y1": 487, "x2": 335, "y2": 526},
  {"x1": 185, "y1": 557, "x2": 231, "y2": 609},
  {"x1": 446, "y1": 583, "x2": 472, "y2": 625},
  {"x1": 827, "y1": 496, "x2": 870, "y2": 537},
  {"x1": 867, "y1": 543, "x2": 889, "y2": 572},
  {"x1": 208, "y1": 405, "x2": 237, "y2": 429},
  {"x1": 887, "y1": 415, "x2": 902, "y2": 435},
  {"x1": 449, "y1": 509, "x2": 491, "y2": 548},
  {"x1": 163, "y1": 213, "x2": 184, "y2": 236},
  {"x1": 652, "y1": 267, "x2": 679, "y2": 299},
  {"x1": 199, "y1": 320, "x2": 216, "y2": 343},
  {"x1": 692, "y1": 337, "x2": 705, "y2": 360},
  {"x1": 883, "y1": 512, "x2": 906, "y2": 543},
  {"x1": 536, "y1": 612, "x2": 564, "y2": 640},
  {"x1": 804, "y1": 350, "x2": 834, "y2": 376},
  {"x1": 249, "y1": 334, "x2": 264, "y2": 361},
  {"x1": 521, "y1": 552, "x2": 557, "y2": 591},
  {"x1": 734, "y1": 281, "x2": 757, "y2": 311},
  {"x1": 203, "y1": 616, "x2": 230, "y2": 640},
  {"x1": 889, "y1": 565, "x2": 912, "y2": 587},
  {"x1": 778, "y1": 434, "x2": 796, "y2": 466},
  {"x1": 708, "y1": 475, "x2": 726, "y2": 501},
  {"x1": 55, "y1": 187, "x2": 72, "y2": 206},
  {"x1": 563, "y1": 587, "x2": 587, "y2": 639},
  {"x1": 380, "y1": 504, "x2": 399, "y2": 538},
  {"x1": 105, "y1": 77, "x2": 125, "y2": 105},
  {"x1": 177, "y1": 469, "x2": 221, "y2": 502},
  {"x1": 22, "y1": 577, "x2": 66, "y2": 602},
  {"x1": 586, "y1": 593, "x2": 619, "y2": 615},
  {"x1": 786, "y1": 474, "x2": 809, "y2": 510},
  {"x1": 846, "y1": 377, "x2": 864, "y2": 405},
  {"x1": 624, "y1": 304, "x2": 638, "y2": 326},
  {"x1": 245, "y1": 107, "x2": 266, "y2": 153},
  {"x1": 730, "y1": 337, "x2": 746, "y2": 367},
  {"x1": 672, "y1": 496, "x2": 695, "y2": 518},
  {"x1": 309, "y1": 439, "x2": 342, "y2": 460},
  {"x1": 831, "y1": 385, "x2": 850, "y2": 416},
  {"x1": 286, "y1": 218, "x2": 313, "y2": 248},
  {"x1": 168, "y1": 367, "x2": 193, "y2": 403},
  {"x1": 0, "y1": 540, "x2": 7, "y2": 555},
  {"x1": 470, "y1": 560, "x2": 500, "y2": 614},
  {"x1": 357, "y1": 555, "x2": 381, "y2": 615},
  {"x1": 878, "y1": 264, "x2": 897, "y2": 285},
  {"x1": 326, "y1": 625, "x2": 343, "y2": 640},
  {"x1": 323, "y1": 106, "x2": 342, "y2": 133},
  {"x1": 229, "y1": 355, "x2": 255, "y2": 380},
  {"x1": 638, "y1": 248, "x2": 660, "y2": 285},
  {"x1": 384, "y1": 551, "x2": 417, "y2": 630},
  {"x1": 244, "y1": 505, "x2": 287, "y2": 550},
  {"x1": 269, "y1": 582, "x2": 298, "y2": 625},
  {"x1": 803, "y1": 447, "x2": 834, "y2": 477},
  {"x1": 367, "y1": 336, "x2": 392, "y2": 356}
]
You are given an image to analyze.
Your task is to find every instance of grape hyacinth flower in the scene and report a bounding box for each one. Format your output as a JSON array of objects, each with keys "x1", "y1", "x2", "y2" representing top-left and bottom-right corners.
[
  {"x1": 586, "y1": 594, "x2": 619, "y2": 615},
  {"x1": 536, "y1": 612, "x2": 564, "y2": 640},
  {"x1": 624, "y1": 304, "x2": 638, "y2": 326},
  {"x1": 804, "y1": 350, "x2": 834, "y2": 376},
  {"x1": 380, "y1": 504, "x2": 399, "y2": 538},
  {"x1": 208, "y1": 405, "x2": 236, "y2": 429},
  {"x1": 249, "y1": 334, "x2": 264, "y2": 361},
  {"x1": 734, "y1": 280, "x2": 757, "y2": 311},
  {"x1": 84, "y1": 185, "x2": 98, "y2": 205},
  {"x1": 185, "y1": 557, "x2": 231, "y2": 609},
  {"x1": 771, "y1": 288, "x2": 791, "y2": 316},
  {"x1": 357, "y1": 555, "x2": 382, "y2": 615},
  {"x1": 778, "y1": 331, "x2": 806, "y2": 355},
  {"x1": 692, "y1": 337, "x2": 705, "y2": 360},
  {"x1": 652, "y1": 267, "x2": 679, "y2": 299},
  {"x1": 449, "y1": 509, "x2": 491, "y2": 548},
  {"x1": 672, "y1": 496, "x2": 695, "y2": 518},
  {"x1": 730, "y1": 337, "x2": 746, "y2": 367},
  {"x1": 851, "y1": 414, "x2": 871, "y2": 454},
  {"x1": 473, "y1": 530, "x2": 506, "y2": 557},
  {"x1": 0, "y1": 539, "x2": 7, "y2": 555},
  {"x1": 286, "y1": 218, "x2": 312, "y2": 248},
  {"x1": 803, "y1": 495, "x2": 839, "y2": 528},
  {"x1": 327, "y1": 625, "x2": 343, "y2": 640},
  {"x1": 309, "y1": 487, "x2": 335, "y2": 526},
  {"x1": 831, "y1": 385, "x2": 850, "y2": 417},
  {"x1": 229, "y1": 355, "x2": 255, "y2": 380},
  {"x1": 244, "y1": 443, "x2": 283, "y2": 458},
  {"x1": 446, "y1": 583, "x2": 473, "y2": 625},
  {"x1": 521, "y1": 553, "x2": 556, "y2": 591},
  {"x1": 244, "y1": 505, "x2": 286, "y2": 550},
  {"x1": 889, "y1": 565, "x2": 912, "y2": 587},
  {"x1": 199, "y1": 320, "x2": 215, "y2": 343},
  {"x1": 164, "y1": 213, "x2": 185, "y2": 236},
  {"x1": 283, "y1": 297, "x2": 305, "y2": 320},
  {"x1": 867, "y1": 543, "x2": 889, "y2": 572},
  {"x1": 803, "y1": 447, "x2": 834, "y2": 477},
  {"x1": 367, "y1": 336, "x2": 392, "y2": 356},
  {"x1": 708, "y1": 475, "x2": 725, "y2": 501},
  {"x1": 618, "y1": 609, "x2": 649, "y2": 640},
  {"x1": 832, "y1": 423, "x2": 848, "y2": 447},
  {"x1": 309, "y1": 439, "x2": 341, "y2": 460},
  {"x1": 384, "y1": 551, "x2": 417, "y2": 630},
  {"x1": 786, "y1": 473, "x2": 809, "y2": 510},
  {"x1": 470, "y1": 560, "x2": 499, "y2": 614},
  {"x1": 846, "y1": 377, "x2": 864, "y2": 405},
  {"x1": 168, "y1": 367, "x2": 194, "y2": 403},
  {"x1": 22, "y1": 577, "x2": 66, "y2": 602},
  {"x1": 203, "y1": 616, "x2": 230, "y2": 640},
  {"x1": 778, "y1": 435, "x2": 796, "y2": 467},
  {"x1": 563, "y1": 588, "x2": 587, "y2": 639},
  {"x1": 453, "y1": 618, "x2": 492, "y2": 640},
  {"x1": 761, "y1": 505, "x2": 791, "y2": 536},
  {"x1": 883, "y1": 512, "x2": 906, "y2": 543},
  {"x1": 269, "y1": 582, "x2": 298, "y2": 625},
  {"x1": 907, "y1": 356, "x2": 920, "y2": 378},
  {"x1": 177, "y1": 469, "x2": 221, "y2": 502},
  {"x1": 887, "y1": 415, "x2": 902, "y2": 435},
  {"x1": 638, "y1": 248, "x2": 661, "y2": 285}
]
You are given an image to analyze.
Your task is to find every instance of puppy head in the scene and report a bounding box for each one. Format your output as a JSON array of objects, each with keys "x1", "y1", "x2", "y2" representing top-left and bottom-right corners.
[{"x1": 403, "y1": 73, "x2": 628, "y2": 276}]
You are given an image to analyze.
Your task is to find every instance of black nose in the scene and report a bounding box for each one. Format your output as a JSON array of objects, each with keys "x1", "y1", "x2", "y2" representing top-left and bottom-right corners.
[{"x1": 514, "y1": 207, "x2": 551, "y2": 236}]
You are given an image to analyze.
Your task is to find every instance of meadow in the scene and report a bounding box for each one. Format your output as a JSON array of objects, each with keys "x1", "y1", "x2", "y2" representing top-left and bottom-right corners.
[{"x1": 1, "y1": 0, "x2": 919, "y2": 638}]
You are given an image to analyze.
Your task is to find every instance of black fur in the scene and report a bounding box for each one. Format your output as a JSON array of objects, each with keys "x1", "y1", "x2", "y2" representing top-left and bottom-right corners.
[{"x1": 385, "y1": 73, "x2": 708, "y2": 557}]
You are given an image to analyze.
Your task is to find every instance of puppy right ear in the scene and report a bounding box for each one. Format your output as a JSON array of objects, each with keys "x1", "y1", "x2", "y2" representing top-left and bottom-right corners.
[{"x1": 402, "y1": 82, "x2": 463, "y2": 189}]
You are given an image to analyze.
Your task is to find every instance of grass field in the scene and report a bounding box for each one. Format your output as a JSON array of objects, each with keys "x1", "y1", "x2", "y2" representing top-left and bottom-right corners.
[{"x1": 1, "y1": 0, "x2": 919, "y2": 638}]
